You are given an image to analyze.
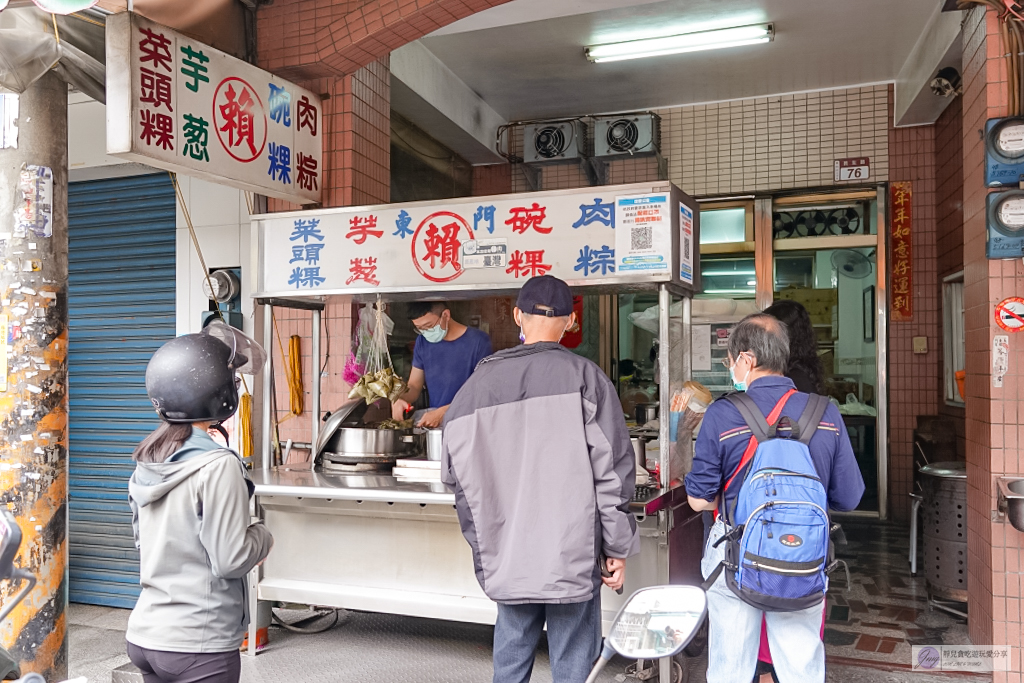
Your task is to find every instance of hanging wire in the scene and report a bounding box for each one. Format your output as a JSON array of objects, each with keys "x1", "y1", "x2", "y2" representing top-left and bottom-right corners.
[
  {"x1": 168, "y1": 172, "x2": 255, "y2": 455},
  {"x1": 959, "y1": 0, "x2": 1024, "y2": 115}
]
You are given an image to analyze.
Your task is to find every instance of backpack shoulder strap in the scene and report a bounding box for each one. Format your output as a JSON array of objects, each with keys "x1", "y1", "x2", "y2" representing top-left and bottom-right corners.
[
  {"x1": 797, "y1": 394, "x2": 831, "y2": 446},
  {"x1": 725, "y1": 392, "x2": 771, "y2": 443}
]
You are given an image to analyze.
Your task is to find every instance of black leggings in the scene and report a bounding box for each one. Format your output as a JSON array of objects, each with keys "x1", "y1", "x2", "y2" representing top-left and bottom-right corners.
[{"x1": 127, "y1": 642, "x2": 241, "y2": 683}]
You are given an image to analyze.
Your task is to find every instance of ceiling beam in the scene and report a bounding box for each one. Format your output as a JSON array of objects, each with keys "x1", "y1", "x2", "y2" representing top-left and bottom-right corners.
[
  {"x1": 894, "y1": 3, "x2": 964, "y2": 126},
  {"x1": 390, "y1": 41, "x2": 505, "y2": 164}
]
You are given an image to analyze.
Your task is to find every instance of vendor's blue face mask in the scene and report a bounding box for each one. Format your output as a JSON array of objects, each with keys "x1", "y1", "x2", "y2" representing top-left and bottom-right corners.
[{"x1": 421, "y1": 323, "x2": 446, "y2": 344}]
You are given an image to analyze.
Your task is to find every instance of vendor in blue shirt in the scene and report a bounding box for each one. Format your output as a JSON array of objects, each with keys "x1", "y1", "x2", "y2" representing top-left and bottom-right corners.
[{"x1": 391, "y1": 301, "x2": 493, "y2": 428}]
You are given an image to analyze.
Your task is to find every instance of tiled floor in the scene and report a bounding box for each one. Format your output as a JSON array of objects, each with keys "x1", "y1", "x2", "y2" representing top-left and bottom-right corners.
[{"x1": 822, "y1": 517, "x2": 972, "y2": 671}]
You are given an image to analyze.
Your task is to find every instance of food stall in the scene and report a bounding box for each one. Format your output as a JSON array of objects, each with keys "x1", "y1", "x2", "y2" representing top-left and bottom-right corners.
[{"x1": 246, "y1": 181, "x2": 706, "y2": 655}]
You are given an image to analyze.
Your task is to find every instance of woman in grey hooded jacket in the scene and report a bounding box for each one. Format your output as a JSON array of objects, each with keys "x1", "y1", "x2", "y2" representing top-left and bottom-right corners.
[{"x1": 126, "y1": 322, "x2": 273, "y2": 683}]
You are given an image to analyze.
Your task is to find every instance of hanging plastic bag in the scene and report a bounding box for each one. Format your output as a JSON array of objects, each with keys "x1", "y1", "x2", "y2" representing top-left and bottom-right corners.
[
  {"x1": 348, "y1": 297, "x2": 406, "y2": 405},
  {"x1": 0, "y1": 30, "x2": 61, "y2": 94}
]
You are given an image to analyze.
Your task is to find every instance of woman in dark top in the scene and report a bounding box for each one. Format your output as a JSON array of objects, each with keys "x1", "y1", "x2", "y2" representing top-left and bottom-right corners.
[
  {"x1": 756, "y1": 298, "x2": 827, "y2": 683},
  {"x1": 765, "y1": 299, "x2": 825, "y2": 394}
]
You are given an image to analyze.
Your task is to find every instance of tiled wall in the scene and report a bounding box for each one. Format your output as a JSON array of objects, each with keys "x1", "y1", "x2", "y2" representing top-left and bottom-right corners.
[
  {"x1": 887, "y1": 113, "x2": 942, "y2": 524},
  {"x1": 491, "y1": 85, "x2": 891, "y2": 198},
  {"x1": 961, "y1": 7, "x2": 1024, "y2": 671},
  {"x1": 256, "y1": 0, "x2": 509, "y2": 79},
  {"x1": 657, "y1": 87, "x2": 891, "y2": 196},
  {"x1": 937, "y1": 98, "x2": 965, "y2": 278},
  {"x1": 935, "y1": 95, "x2": 967, "y2": 460},
  {"x1": 269, "y1": 300, "x2": 354, "y2": 461}
]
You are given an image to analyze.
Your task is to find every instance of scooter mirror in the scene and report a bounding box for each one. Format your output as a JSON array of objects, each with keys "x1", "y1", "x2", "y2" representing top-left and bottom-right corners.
[
  {"x1": 0, "y1": 507, "x2": 21, "y2": 581},
  {"x1": 606, "y1": 586, "x2": 707, "y2": 660}
]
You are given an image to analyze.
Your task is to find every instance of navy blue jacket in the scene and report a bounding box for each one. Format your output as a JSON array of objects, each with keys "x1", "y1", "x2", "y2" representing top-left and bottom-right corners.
[{"x1": 684, "y1": 375, "x2": 865, "y2": 515}]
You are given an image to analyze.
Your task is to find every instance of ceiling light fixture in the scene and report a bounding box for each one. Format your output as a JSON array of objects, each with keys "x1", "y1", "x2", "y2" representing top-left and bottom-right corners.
[{"x1": 586, "y1": 23, "x2": 773, "y2": 63}]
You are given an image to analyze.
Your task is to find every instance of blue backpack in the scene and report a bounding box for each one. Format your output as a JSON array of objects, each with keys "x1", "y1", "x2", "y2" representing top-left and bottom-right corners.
[{"x1": 703, "y1": 390, "x2": 837, "y2": 612}]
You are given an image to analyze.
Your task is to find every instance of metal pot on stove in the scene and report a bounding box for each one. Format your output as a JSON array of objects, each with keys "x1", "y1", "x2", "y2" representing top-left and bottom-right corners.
[{"x1": 315, "y1": 398, "x2": 423, "y2": 467}]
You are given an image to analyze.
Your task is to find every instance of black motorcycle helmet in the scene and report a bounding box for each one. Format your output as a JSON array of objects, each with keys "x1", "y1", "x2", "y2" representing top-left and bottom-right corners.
[{"x1": 146, "y1": 321, "x2": 267, "y2": 423}]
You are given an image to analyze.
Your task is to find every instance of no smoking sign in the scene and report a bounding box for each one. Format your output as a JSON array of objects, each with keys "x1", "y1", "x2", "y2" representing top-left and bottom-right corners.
[{"x1": 995, "y1": 296, "x2": 1024, "y2": 332}]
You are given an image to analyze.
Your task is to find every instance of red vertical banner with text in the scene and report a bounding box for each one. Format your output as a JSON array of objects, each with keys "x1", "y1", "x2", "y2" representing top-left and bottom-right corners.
[{"x1": 890, "y1": 181, "x2": 913, "y2": 321}]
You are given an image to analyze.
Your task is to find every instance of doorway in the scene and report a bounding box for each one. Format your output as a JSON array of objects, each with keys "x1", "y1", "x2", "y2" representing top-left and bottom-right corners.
[{"x1": 697, "y1": 188, "x2": 888, "y2": 516}]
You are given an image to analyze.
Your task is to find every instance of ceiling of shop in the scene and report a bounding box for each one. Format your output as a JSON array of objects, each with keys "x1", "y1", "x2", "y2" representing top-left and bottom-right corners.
[{"x1": 421, "y1": 0, "x2": 941, "y2": 120}]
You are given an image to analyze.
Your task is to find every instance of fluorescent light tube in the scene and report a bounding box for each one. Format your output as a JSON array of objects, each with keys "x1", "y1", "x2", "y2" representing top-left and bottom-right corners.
[{"x1": 586, "y1": 23, "x2": 773, "y2": 63}]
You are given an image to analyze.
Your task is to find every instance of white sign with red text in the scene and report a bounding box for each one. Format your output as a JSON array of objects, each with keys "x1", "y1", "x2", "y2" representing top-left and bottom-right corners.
[
  {"x1": 255, "y1": 184, "x2": 690, "y2": 297},
  {"x1": 106, "y1": 12, "x2": 322, "y2": 204}
]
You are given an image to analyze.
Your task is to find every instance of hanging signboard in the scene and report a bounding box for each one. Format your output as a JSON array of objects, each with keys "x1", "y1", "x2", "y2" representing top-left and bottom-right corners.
[
  {"x1": 254, "y1": 182, "x2": 700, "y2": 297},
  {"x1": 890, "y1": 181, "x2": 913, "y2": 321},
  {"x1": 106, "y1": 12, "x2": 322, "y2": 204}
]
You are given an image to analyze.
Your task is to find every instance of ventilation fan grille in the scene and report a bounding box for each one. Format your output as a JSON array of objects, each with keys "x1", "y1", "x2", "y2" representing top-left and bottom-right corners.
[
  {"x1": 535, "y1": 126, "x2": 568, "y2": 159},
  {"x1": 606, "y1": 119, "x2": 640, "y2": 152}
]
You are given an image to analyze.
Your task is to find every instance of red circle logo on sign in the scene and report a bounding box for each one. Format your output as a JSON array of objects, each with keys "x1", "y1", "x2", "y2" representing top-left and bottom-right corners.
[
  {"x1": 411, "y1": 212, "x2": 474, "y2": 283},
  {"x1": 212, "y1": 77, "x2": 268, "y2": 163}
]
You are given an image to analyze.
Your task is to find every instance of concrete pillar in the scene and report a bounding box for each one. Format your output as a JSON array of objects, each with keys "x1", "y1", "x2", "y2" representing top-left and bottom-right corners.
[{"x1": 0, "y1": 72, "x2": 70, "y2": 680}]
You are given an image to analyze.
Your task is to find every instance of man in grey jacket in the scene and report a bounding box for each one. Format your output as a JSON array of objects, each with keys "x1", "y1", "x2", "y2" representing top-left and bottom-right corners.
[{"x1": 442, "y1": 275, "x2": 639, "y2": 683}]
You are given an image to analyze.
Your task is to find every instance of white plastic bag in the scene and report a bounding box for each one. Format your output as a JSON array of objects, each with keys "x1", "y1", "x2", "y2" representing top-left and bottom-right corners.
[
  {"x1": 839, "y1": 393, "x2": 877, "y2": 416},
  {"x1": 0, "y1": 30, "x2": 61, "y2": 94}
]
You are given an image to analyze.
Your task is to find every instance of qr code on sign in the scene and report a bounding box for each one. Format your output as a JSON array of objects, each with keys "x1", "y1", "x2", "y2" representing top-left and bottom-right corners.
[{"x1": 630, "y1": 225, "x2": 652, "y2": 251}]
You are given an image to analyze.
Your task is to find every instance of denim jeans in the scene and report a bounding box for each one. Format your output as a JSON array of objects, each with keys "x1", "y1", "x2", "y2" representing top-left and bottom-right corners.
[
  {"x1": 492, "y1": 595, "x2": 601, "y2": 683},
  {"x1": 701, "y1": 519, "x2": 826, "y2": 683}
]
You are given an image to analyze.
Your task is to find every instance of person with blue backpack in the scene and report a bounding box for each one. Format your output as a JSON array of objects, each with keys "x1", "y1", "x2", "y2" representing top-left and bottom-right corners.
[{"x1": 684, "y1": 314, "x2": 864, "y2": 683}]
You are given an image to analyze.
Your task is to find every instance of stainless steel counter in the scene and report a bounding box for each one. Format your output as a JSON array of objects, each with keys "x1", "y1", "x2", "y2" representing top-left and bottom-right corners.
[{"x1": 251, "y1": 465, "x2": 455, "y2": 505}]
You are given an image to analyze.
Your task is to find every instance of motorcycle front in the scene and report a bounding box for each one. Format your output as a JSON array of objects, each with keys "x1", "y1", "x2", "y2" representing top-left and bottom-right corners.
[
  {"x1": 0, "y1": 507, "x2": 85, "y2": 683},
  {"x1": 584, "y1": 585, "x2": 707, "y2": 683}
]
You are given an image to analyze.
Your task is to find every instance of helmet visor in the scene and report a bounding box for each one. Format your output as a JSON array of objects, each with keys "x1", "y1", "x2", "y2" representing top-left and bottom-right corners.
[{"x1": 202, "y1": 320, "x2": 268, "y2": 375}]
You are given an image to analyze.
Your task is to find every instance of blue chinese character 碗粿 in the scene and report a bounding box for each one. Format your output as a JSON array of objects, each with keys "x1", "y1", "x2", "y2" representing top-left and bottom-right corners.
[
  {"x1": 474, "y1": 205, "x2": 496, "y2": 234},
  {"x1": 290, "y1": 244, "x2": 324, "y2": 265},
  {"x1": 393, "y1": 210, "x2": 414, "y2": 239},
  {"x1": 572, "y1": 198, "x2": 614, "y2": 229},
  {"x1": 288, "y1": 266, "x2": 326, "y2": 289},
  {"x1": 268, "y1": 142, "x2": 292, "y2": 184},
  {"x1": 575, "y1": 245, "x2": 615, "y2": 276},
  {"x1": 289, "y1": 218, "x2": 324, "y2": 243},
  {"x1": 268, "y1": 84, "x2": 292, "y2": 127}
]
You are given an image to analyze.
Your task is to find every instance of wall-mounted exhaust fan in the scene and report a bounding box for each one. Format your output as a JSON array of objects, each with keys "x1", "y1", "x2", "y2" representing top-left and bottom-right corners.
[
  {"x1": 831, "y1": 249, "x2": 872, "y2": 279},
  {"x1": 523, "y1": 120, "x2": 590, "y2": 164},
  {"x1": 593, "y1": 114, "x2": 660, "y2": 158}
]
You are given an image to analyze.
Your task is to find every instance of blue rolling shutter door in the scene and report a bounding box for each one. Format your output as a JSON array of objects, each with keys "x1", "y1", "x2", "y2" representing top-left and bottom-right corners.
[{"x1": 68, "y1": 174, "x2": 176, "y2": 607}]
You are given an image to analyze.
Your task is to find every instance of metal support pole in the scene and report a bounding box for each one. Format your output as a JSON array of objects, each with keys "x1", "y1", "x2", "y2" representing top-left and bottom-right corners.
[
  {"x1": 657, "y1": 285, "x2": 671, "y2": 489},
  {"x1": 261, "y1": 303, "x2": 273, "y2": 472},
  {"x1": 311, "y1": 308, "x2": 321, "y2": 452},
  {"x1": 0, "y1": 74, "x2": 69, "y2": 680}
]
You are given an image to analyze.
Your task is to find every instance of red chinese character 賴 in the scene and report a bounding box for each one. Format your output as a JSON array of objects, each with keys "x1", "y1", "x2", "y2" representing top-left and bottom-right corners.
[
  {"x1": 297, "y1": 96, "x2": 318, "y2": 136},
  {"x1": 218, "y1": 84, "x2": 257, "y2": 156},
  {"x1": 138, "y1": 27, "x2": 173, "y2": 72},
  {"x1": 346, "y1": 258, "x2": 380, "y2": 286},
  {"x1": 140, "y1": 68, "x2": 173, "y2": 112},
  {"x1": 140, "y1": 109, "x2": 173, "y2": 151},
  {"x1": 505, "y1": 203, "x2": 552, "y2": 234},
  {"x1": 296, "y1": 153, "x2": 318, "y2": 192},
  {"x1": 421, "y1": 222, "x2": 462, "y2": 271},
  {"x1": 506, "y1": 250, "x2": 551, "y2": 278},
  {"x1": 346, "y1": 215, "x2": 382, "y2": 245}
]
